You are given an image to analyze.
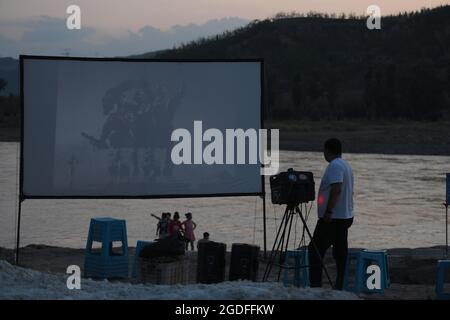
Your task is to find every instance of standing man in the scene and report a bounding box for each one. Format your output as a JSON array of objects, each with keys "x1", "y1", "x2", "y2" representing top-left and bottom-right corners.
[{"x1": 308, "y1": 138, "x2": 354, "y2": 290}]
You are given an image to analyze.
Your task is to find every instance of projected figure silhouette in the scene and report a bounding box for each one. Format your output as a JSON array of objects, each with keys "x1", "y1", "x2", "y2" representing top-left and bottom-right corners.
[
  {"x1": 81, "y1": 79, "x2": 184, "y2": 186},
  {"x1": 150, "y1": 84, "x2": 185, "y2": 177}
]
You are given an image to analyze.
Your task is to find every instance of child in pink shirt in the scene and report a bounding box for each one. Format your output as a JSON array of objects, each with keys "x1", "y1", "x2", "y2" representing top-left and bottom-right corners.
[{"x1": 182, "y1": 212, "x2": 197, "y2": 251}]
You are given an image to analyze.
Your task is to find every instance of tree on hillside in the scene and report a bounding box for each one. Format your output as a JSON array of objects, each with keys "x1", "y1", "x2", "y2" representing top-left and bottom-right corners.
[
  {"x1": 291, "y1": 74, "x2": 303, "y2": 110},
  {"x1": 0, "y1": 79, "x2": 7, "y2": 93},
  {"x1": 447, "y1": 65, "x2": 450, "y2": 98},
  {"x1": 148, "y1": 5, "x2": 450, "y2": 121},
  {"x1": 408, "y1": 62, "x2": 446, "y2": 120}
]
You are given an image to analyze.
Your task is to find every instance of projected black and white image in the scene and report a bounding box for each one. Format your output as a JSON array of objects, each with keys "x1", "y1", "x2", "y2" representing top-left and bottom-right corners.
[
  {"x1": 77, "y1": 80, "x2": 184, "y2": 191},
  {"x1": 22, "y1": 59, "x2": 262, "y2": 196}
]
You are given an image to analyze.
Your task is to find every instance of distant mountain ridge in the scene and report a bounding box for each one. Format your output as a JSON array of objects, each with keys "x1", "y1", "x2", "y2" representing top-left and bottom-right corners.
[
  {"x1": 0, "y1": 17, "x2": 249, "y2": 95},
  {"x1": 0, "y1": 16, "x2": 249, "y2": 59},
  {"x1": 2, "y1": 6, "x2": 450, "y2": 121}
]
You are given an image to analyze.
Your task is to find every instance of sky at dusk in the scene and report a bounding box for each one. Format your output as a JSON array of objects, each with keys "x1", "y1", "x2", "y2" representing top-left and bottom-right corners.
[{"x1": 0, "y1": 0, "x2": 448, "y2": 57}]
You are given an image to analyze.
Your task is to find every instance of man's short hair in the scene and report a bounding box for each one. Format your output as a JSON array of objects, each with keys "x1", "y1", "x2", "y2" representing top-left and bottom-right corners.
[
  {"x1": 324, "y1": 138, "x2": 342, "y2": 155},
  {"x1": 203, "y1": 232, "x2": 210, "y2": 238}
]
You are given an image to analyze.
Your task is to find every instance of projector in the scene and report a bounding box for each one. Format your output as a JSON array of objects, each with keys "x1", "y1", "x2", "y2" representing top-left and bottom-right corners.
[{"x1": 269, "y1": 169, "x2": 315, "y2": 205}]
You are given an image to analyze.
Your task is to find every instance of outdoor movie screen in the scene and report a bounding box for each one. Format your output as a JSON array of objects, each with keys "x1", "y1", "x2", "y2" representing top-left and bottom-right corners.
[{"x1": 21, "y1": 56, "x2": 262, "y2": 198}]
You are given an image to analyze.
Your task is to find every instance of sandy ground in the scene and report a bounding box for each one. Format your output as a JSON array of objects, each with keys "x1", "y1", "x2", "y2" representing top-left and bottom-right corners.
[
  {"x1": 0, "y1": 259, "x2": 359, "y2": 300},
  {"x1": 1, "y1": 244, "x2": 448, "y2": 300}
]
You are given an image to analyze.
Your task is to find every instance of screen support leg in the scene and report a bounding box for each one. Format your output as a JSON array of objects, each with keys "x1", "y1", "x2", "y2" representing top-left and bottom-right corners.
[
  {"x1": 15, "y1": 196, "x2": 23, "y2": 265},
  {"x1": 263, "y1": 193, "x2": 267, "y2": 259}
]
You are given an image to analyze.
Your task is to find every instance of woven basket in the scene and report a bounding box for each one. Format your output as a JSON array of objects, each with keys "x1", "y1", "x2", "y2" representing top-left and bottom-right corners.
[{"x1": 139, "y1": 255, "x2": 189, "y2": 285}]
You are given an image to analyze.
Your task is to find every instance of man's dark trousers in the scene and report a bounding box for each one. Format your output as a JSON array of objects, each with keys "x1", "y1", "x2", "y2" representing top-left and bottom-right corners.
[{"x1": 308, "y1": 217, "x2": 353, "y2": 290}]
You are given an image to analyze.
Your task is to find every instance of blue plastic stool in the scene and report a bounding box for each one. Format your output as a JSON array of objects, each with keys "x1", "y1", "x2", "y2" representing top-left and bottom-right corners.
[
  {"x1": 343, "y1": 249, "x2": 389, "y2": 294},
  {"x1": 131, "y1": 240, "x2": 154, "y2": 279},
  {"x1": 283, "y1": 248, "x2": 309, "y2": 287},
  {"x1": 366, "y1": 249, "x2": 390, "y2": 288},
  {"x1": 343, "y1": 251, "x2": 364, "y2": 293},
  {"x1": 84, "y1": 217, "x2": 129, "y2": 279},
  {"x1": 436, "y1": 260, "x2": 450, "y2": 300}
]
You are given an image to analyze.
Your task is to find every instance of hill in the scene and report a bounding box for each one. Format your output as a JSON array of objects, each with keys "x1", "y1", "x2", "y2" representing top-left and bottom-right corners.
[
  {"x1": 0, "y1": 58, "x2": 19, "y2": 96},
  {"x1": 2, "y1": 6, "x2": 450, "y2": 154},
  {"x1": 135, "y1": 5, "x2": 450, "y2": 121},
  {"x1": 2, "y1": 6, "x2": 450, "y2": 121}
]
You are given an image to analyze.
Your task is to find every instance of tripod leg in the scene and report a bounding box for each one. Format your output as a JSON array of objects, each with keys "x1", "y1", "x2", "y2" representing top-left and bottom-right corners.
[
  {"x1": 284, "y1": 209, "x2": 295, "y2": 253},
  {"x1": 263, "y1": 206, "x2": 289, "y2": 281},
  {"x1": 277, "y1": 210, "x2": 292, "y2": 261},
  {"x1": 295, "y1": 206, "x2": 333, "y2": 288},
  {"x1": 277, "y1": 209, "x2": 295, "y2": 281},
  {"x1": 267, "y1": 210, "x2": 292, "y2": 281}
]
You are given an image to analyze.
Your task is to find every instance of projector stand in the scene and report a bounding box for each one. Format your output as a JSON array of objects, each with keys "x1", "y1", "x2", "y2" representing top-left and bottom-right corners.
[{"x1": 262, "y1": 203, "x2": 333, "y2": 288}]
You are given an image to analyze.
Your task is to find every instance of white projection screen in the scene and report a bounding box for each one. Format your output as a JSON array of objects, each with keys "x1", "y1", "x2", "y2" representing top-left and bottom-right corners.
[{"x1": 20, "y1": 56, "x2": 263, "y2": 198}]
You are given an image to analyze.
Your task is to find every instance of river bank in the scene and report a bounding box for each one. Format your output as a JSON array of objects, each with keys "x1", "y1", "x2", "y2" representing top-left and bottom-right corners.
[
  {"x1": 2, "y1": 120, "x2": 449, "y2": 155},
  {"x1": 267, "y1": 120, "x2": 450, "y2": 156}
]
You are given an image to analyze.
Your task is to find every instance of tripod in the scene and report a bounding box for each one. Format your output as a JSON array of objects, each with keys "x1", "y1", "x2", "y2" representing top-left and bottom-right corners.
[{"x1": 262, "y1": 203, "x2": 333, "y2": 287}]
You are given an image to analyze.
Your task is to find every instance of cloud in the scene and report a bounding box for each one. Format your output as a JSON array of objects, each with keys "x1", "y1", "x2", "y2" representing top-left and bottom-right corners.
[
  {"x1": 0, "y1": 16, "x2": 249, "y2": 57},
  {"x1": 0, "y1": 16, "x2": 96, "y2": 57}
]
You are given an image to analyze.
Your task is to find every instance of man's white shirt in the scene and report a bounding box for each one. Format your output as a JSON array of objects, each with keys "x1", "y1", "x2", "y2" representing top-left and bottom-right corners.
[{"x1": 317, "y1": 157, "x2": 354, "y2": 219}]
